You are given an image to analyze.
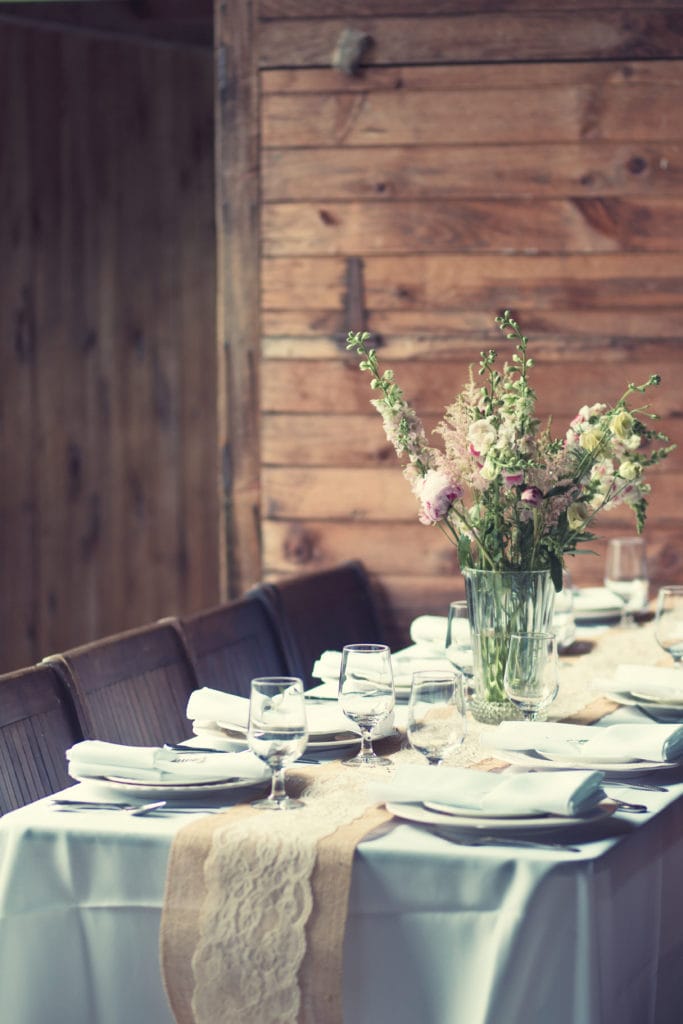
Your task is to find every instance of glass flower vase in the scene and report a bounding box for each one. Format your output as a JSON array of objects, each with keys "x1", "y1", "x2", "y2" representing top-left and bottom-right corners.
[{"x1": 463, "y1": 568, "x2": 556, "y2": 724}]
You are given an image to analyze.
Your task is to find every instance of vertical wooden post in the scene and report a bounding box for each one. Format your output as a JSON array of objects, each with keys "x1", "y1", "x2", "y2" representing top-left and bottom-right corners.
[{"x1": 214, "y1": 0, "x2": 261, "y2": 598}]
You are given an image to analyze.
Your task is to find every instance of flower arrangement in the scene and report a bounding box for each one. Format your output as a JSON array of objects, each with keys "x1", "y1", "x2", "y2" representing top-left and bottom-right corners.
[{"x1": 347, "y1": 311, "x2": 674, "y2": 591}]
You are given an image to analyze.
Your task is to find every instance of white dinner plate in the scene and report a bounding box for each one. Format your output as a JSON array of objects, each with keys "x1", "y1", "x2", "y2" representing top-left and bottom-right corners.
[
  {"x1": 386, "y1": 801, "x2": 613, "y2": 833},
  {"x1": 497, "y1": 748, "x2": 676, "y2": 774},
  {"x1": 71, "y1": 771, "x2": 268, "y2": 800},
  {"x1": 212, "y1": 722, "x2": 364, "y2": 752},
  {"x1": 424, "y1": 800, "x2": 547, "y2": 820},
  {"x1": 630, "y1": 688, "x2": 683, "y2": 707},
  {"x1": 602, "y1": 689, "x2": 683, "y2": 715}
]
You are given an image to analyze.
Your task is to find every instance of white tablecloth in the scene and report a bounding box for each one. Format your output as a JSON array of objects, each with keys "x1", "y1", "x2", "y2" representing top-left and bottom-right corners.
[
  {"x1": 3, "y1": 608, "x2": 683, "y2": 1024},
  {"x1": 1, "y1": 718, "x2": 683, "y2": 1024}
]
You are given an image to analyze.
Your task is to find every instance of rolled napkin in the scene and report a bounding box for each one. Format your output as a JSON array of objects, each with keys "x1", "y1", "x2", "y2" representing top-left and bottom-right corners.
[
  {"x1": 409, "y1": 615, "x2": 448, "y2": 650},
  {"x1": 186, "y1": 687, "x2": 395, "y2": 739},
  {"x1": 614, "y1": 664, "x2": 683, "y2": 701},
  {"x1": 66, "y1": 739, "x2": 269, "y2": 784},
  {"x1": 369, "y1": 764, "x2": 606, "y2": 817},
  {"x1": 312, "y1": 650, "x2": 453, "y2": 690},
  {"x1": 491, "y1": 721, "x2": 683, "y2": 763}
]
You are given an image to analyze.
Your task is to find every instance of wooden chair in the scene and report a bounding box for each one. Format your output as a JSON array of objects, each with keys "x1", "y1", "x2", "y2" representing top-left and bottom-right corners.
[
  {"x1": 255, "y1": 561, "x2": 386, "y2": 689},
  {"x1": 179, "y1": 594, "x2": 290, "y2": 698},
  {"x1": 45, "y1": 620, "x2": 199, "y2": 747},
  {"x1": 0, "y1": 663, "x2": 83, "y2": 812}
]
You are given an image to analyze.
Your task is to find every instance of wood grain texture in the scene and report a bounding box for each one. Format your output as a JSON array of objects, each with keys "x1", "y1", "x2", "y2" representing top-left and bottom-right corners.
[
  {"x1": 258, "y1": 12, "x2": 683, "y2": 69},
  {"x1": 0, "y1": 23, "x2": 218, "y2": 671},
  {"x1": 215, "y1": 0, "x2": 263, "y2": 598}
]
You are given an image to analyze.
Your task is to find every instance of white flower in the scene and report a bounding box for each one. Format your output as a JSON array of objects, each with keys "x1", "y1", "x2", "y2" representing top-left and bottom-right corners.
[{"x1": 467, "y1": 419, "x2": 496, "y2": 456}]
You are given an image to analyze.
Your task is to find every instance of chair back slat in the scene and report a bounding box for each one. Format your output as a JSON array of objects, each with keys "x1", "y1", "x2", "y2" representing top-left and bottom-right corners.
[
  {"x1": 256, "y1": 561, "x2": 385, "y2": 689},
  {"x1": 0, "y1": 663, "x2": 83, "y2": 812},
  {"x1": 180, "y1": 595, "x2": 289, "y2": 698},
  {"x1": 46, "y1": 620, "x2": 198, "y2": 746}
]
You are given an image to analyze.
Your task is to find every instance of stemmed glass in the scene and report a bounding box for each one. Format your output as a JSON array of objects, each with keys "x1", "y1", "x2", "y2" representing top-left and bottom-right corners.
[
  {"x1": 247, "y1": 677, "x2": 308, "y2": 810},
  {"x1": 604, "y1": 537, "x2": 649, "y2": 628},
  {"x1": 338, "y1": 643, "x2": 395, "y2": 767},
  {"x1": 503, "y1": 632, "x2": 559, "y2": 721},
  {"x1": 407, "y1": 670, "x2": 467, "y2": 766},
  {"x1": 445, "y1": 600, "x2": 474, "y2": 685},
  {"x1": 655, "y1": 586, "x2": 683, "y2": 667}
]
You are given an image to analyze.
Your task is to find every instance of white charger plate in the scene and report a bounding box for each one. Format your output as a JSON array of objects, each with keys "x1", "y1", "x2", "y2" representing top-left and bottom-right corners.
[
  {"x1": 604, "y1": 689, "x2": 683, "y2": 714},
  {"x1": 70, "y1": 771, "x2": 268, "y2": 800},
  {"x1": 386, "y1": 800, "x2": 613, "y2": 833}
]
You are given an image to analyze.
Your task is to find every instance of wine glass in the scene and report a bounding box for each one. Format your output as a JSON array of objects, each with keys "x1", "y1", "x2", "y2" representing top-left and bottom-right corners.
[
  {"x1": 407, "y1": 670, "x2": 467, "y2": 766},
  {"x1": 445, "y1": 600, "x2": 474, "y2": 684},
  {"x1": 655, "y1": 586, "x2": 683, "y2": 667},
  {"x1": 604, "y1": 537, "x2": 649, "y2": 628},
  {"x1": 247, "y1": 677, "x2": 308, "y2": 810},
  {"x1": 338, "y1": 643, "x2": 395, "y2": 767},
  {"x1": 503, "y1": 632, "x2": 559, "y2": 721}
]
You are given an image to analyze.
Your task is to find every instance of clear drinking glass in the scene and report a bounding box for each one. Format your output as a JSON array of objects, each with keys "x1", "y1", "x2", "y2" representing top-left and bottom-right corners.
[
  {"x1": 604, "y1": 537, "x2": 649, "y2": 628},
  {"x1": 655, "y1": 586, "x2": 683, "y2": 667},
  {"x1": 445, "y1": 600, "x2": 474, "y2": 682},
  {"x1": 247, "y1": 677, "x2": 308, "y2": 810},
  {"x1": 407, "y1": 670, "x2": 467, "y2": 766},
  {"x1": 503, "y1": 632, "x2": 559, "y2": 721},
  {"x1": 338, "y1": 643, "x2": 395, "y2": 767}
]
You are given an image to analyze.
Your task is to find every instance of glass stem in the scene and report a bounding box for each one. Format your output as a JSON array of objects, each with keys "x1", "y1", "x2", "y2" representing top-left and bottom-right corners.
[
  {"x1": 359, "y1": 729, "x2": 375, "y2": 760},
  {"x1": 270, "y1": 766, "x2": 287, "y2": 802}
]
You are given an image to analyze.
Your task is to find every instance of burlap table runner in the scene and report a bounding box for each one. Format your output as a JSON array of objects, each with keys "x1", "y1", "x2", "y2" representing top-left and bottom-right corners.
[{"x1": 161, "y1": 625, "x2": 657, "y2": 1024}]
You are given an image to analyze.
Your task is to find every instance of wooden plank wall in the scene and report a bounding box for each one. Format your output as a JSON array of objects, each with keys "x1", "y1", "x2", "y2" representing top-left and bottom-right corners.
[
  {"x1": 0, "y1": 21, "x2": 218, "y2": 672},
  {"x1": 256, "y1": 1, "x2": 683, "y2": 645}
]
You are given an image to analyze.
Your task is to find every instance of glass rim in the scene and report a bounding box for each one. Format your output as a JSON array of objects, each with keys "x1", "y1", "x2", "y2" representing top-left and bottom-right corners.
[
  {"x1": 341, "y1": 643, "x2": 390, "y2": 653},
  {"x1": 461, "y1": 567, "x2": 552, "y2": 577},
  {"x1": 508, "y1": 631, "x2": 556, "y2": 641},
  {"x1": 250, "y1": 676, "x2": 304, "y2": 688}
]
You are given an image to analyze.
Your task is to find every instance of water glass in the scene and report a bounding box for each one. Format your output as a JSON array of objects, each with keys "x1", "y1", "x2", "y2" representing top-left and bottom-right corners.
[
  {"x1": 247, "y1": 677, "x2": 308, "y2": 810},
  {"x1": 503, "y1": 632, "x2": 559, "y2": 721},
  {"x1": 407, "y1": 670, "x2": 467, "y2": 766},
  {"x1": 655, "y1": 586, "x2": 683, "y2": 667},
  {"x1": 604, "y1": 537, "x2": 649, "y2": 628},
  {"x1": 338, "y1": 644, "x2": 395, "y2": 767},
  {"x1": 445, "y1": 600, "x2": 474, "y2": 681}
]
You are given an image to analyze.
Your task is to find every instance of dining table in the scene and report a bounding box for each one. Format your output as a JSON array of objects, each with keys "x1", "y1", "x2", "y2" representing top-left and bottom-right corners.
[{"x1": 1, "y1": 615, "x2": 683, "y2": 1024}]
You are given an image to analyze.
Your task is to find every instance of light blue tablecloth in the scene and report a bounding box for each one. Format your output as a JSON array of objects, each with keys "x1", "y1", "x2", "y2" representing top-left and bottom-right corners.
[{"x1": 1, "y1": 707, "x2": 682, "y2": 1023}]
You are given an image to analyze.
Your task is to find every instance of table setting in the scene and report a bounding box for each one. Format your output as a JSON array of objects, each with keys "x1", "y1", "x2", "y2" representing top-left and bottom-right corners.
[{"x1": 1, "y1": 310, "x2": 681, "y2": 1024}]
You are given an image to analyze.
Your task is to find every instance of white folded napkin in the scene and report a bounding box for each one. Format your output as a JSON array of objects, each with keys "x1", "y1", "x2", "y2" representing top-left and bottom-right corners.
[
  {"x1": 66, "y1": 739, "x2": 268, "y2": 784},
  {"x1": 572, "y1": 587, "x2": 624, "y2": 615},
  {"x1": 369, "y1": 764, "x2": 605, "y2": 817},
  {"x1": 312, "y1": 650, "x2": 454, "y2": 690},
  {"x1": 614, "y1": 664, "x2": 683, "y2": 700},
  {"x1": 409, "y1": 616, "x2": 449, "y2": 650},
  {"x1": 186, "y1": 687, "x2": 395, "y2": 739},
  {"x1": 491, "y1": 721, "x2": 683, "y2": 763}
]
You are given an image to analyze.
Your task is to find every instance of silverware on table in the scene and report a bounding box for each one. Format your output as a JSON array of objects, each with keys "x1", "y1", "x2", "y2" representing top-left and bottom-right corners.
[{"x1": 432, "y1": 829, "x2": 582, "y2": 853}]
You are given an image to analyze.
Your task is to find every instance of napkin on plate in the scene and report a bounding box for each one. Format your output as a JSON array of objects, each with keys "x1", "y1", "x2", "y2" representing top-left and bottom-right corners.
[
  {"x1": 66, "y1": 739, "x2": 268, "y2": 784},
  {"x1": 312, "y1": 650, "x2": 453, "y2": 690},
  {"x1": 186, "y1": 687, "x2": 395, "y2": 739},
  {"x1": 409, "y1": 616, "x2": 449, "y2": 650},
  {"x1": 614, "y1": 664, "x2": 683, "y2": 701},
  {"x1": 369, "y1": 764, "x2": 605, "y2": 817},
  {"x1": 491, "y1": 721, "x2": 683, "y2": 763}
]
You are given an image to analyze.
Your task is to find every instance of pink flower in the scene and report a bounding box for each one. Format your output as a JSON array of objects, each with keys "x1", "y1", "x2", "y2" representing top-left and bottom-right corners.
[
  {"x1": 502, "y1": 470, "x2": 524, "y2": 488},
  {"x1": 520, "y1": 486, "x2": 542, "y2": 507},
  {"x1": 414, "y1": 469, "x2": 463, "y2": 524}
]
